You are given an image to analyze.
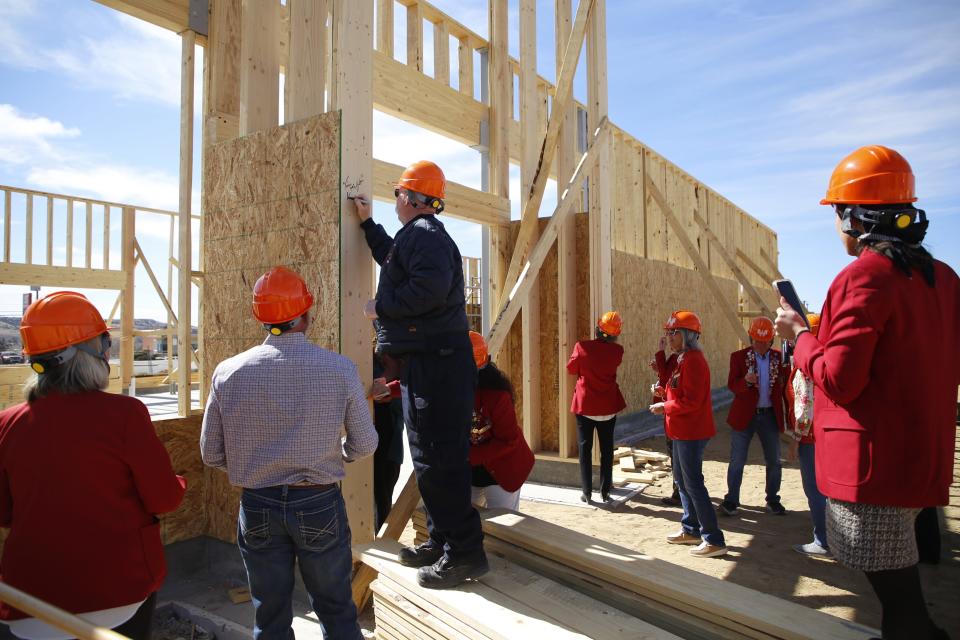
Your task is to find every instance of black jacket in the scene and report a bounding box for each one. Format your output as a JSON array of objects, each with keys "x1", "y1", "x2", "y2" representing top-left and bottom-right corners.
[{"x1": 361, "y1": 214, "x2": 468, "y2": 354}]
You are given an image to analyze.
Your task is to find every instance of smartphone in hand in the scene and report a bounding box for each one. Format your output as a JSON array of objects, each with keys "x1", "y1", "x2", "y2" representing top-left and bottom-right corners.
[{"x1": 773, "y1": 279, "x2": 810, "y2": 329}]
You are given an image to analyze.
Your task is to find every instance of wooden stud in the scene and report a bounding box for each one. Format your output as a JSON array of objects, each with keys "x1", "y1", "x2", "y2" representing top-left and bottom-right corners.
[
  {"x1": 286, "y1": 0, "x2": 327, "y2": 122},
  {"x1": 239, "y1": 0, "x2": 279, "y2": 135},
  {"x1": 85, "y1": 202, "x2": 92, "y2": 268},
  {"x1": 120, "y1": 207, "x2": 135, "y2": 391},
  {"x1": 433, "y1": 19, "x2": 449, "y2": 85},
  {"x1": 103, "y1": 205, "x2": 110, "y2": 270},
  {"x1": 178, "y1": 29, "x2": 195, "y2": 416},
  {"x1": 203, "y1": 0, "x2": 241, "y2": 145},
  {"x1": 136, "y1": 240, "x2": 179, "y2": 327},
  {"x1": 3, "y1": 190, "x2": 10, "y2": 262},
  {"x1": 24, "y1": 194, "x2": 32, "y2": 264},
  {"x1": 457, "y1": 37, "x2": 472, "y2": 97},
  {"x1": 376, "y1": 0, "x2": 394, "y2": 57},
  {"x1": 332, "y1": 0, "x2": 375, "y2": 545},
  {"x1": 65, "y1": 198, "x2": 73, "y2": 267},
  {"x1": 586, "y1": 0, "x2": 610, "y2": 318},
  {"x1": 406, "y1": 2, "x2": 422, "y2": 72},
  {"x1": 45, "y1": 197, "x2": 54, "y2": 266}
]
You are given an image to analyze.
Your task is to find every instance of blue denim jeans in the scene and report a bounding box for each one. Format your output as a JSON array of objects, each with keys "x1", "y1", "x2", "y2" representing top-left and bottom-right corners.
[
  {"x1": 798, "y1": 443, "x2": 828, "y2": 548},
  {"x1": 237, "y1": 485, "x2": 360, "y2": 640},
  {"x1": 672, "y1": 439, "x2": 725, "y2": 547},
  {"x1": 724, "y1": 411, "x2": 782, "y2": 506}
]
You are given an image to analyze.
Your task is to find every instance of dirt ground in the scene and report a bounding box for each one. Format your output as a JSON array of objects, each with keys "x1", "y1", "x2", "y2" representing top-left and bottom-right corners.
[{"x1": 516, "y1": 406, "x2": 960, "y2": 635}]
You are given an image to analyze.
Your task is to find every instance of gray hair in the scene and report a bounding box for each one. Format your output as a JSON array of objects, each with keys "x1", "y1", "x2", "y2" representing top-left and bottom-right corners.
[
  {"x1": 23, "y1": 336, "x2": 110, "y2": 402},
  {"x1": 680, "y1": 328, "x2": 702, "y2": 352}
]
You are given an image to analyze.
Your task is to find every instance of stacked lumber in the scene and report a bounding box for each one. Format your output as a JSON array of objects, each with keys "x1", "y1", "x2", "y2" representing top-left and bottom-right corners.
[
  {"x1": 613, "y1": 446, "x2": 672, "y2": 485},
  {"x1": 357, "y1": 538, "x2": 679, "y2": 639}
]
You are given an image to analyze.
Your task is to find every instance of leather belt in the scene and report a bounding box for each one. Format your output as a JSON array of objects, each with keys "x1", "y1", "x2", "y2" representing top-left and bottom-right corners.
[
  {"x1": 289, "y1": 482, "x2": 336, "y2": 490},
  {"x1": 755, "y1": 407, "x2": 773, "y2": 414}
]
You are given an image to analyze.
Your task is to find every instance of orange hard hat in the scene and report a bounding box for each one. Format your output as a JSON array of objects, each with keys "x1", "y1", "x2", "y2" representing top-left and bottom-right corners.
[
  {"x1": 821, "y1": 145, "x2": 916, "y2": 205},
  {"x1": 597, "y1": 311, "x2": 623, "y2": 336},
  {"x1": 252, "y1": 266, "x2": 314, "y2": 327},
  {"x1": 20, "y1": 291, "x2": 109, "y2": 356},
  {"x1": 469, "y1": 331, "x2": 489, "y2": 368},
  {"x1": 806, "y1": 313, "x2": 821, "y2": 337},
  {"x1": 748, "y1": 317, "x2": 775, "y2": 342},
  {"x1": 665, "y1": 311, "x2": 701, "y2": 334},
  {"x1": 395, "y1": 160, "x2": 446, "y2": 199}
]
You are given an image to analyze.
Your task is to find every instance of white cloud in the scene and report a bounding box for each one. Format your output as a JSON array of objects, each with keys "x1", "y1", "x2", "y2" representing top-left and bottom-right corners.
[
  {"x1": 27, "y1": 164, "x2": 183, "y2": 212},
  {"x1": 0, "y1": 104, "x2": 80, "y2": 164}
]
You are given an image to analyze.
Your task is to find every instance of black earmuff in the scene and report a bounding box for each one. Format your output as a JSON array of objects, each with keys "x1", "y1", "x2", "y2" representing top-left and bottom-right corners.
[{"x1": 264, "y1": 317, "x2": 301, "y2": 335}]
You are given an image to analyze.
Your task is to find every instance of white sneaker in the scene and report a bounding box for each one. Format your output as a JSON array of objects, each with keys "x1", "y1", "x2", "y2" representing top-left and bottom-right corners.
[{"x1": 689, "y1": 541, "x2": 728, "y2": 558}]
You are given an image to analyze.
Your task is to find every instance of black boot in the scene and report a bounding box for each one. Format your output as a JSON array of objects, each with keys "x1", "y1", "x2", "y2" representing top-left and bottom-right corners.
[
  {"x1": 417, "y1": 553, "x2": 490, "y2": 589},
  {"x1": 398, "y1": 540, "x2": 444, "y2": 568}
]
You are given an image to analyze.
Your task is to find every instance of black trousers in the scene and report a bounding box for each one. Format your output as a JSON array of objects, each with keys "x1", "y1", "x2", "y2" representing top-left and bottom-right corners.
[
  {"x1": 400, "y1": 340, "x2": 484, "y2": 561},
  {"x1": 113, "y1": 592, "x2": 158, "y2": 640},
  {"x1": 373, "y1": 403, "x2": 402, "y2": 530},
  {"x1": 576, "y1": 415, "x2": 617, "y2": 497}
]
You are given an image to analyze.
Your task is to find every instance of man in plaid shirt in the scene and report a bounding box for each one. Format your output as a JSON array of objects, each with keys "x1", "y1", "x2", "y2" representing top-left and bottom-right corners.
[{"x1": 201, "y1": 266, "x2": 377, "y2": 640}]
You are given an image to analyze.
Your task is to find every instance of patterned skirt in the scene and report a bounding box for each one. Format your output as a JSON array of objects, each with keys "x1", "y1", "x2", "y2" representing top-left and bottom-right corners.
[{"x1": 826, "y1": 498, "x2": 921, "y2": 572}]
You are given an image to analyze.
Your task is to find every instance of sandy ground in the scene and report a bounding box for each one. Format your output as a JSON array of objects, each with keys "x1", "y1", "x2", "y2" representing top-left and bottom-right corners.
[{"x1": 512, "y1": 406, "x2": 960, "y2": 635}]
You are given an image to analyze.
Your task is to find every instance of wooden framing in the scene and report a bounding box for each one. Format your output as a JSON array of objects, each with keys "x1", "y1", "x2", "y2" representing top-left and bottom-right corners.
[{"x1": 177, "y1": 29, "x2": 196, "y2": 417}]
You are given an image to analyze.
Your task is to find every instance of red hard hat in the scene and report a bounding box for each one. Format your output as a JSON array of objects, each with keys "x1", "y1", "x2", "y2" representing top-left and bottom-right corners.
[
  {"x1": 469, "y1": 331, "x2": 489, "y2": 368},
  {"x1": 20, "y1": 291, "x2": 109, "y2": 356},
  {"x1": 821, "y1": 145, "x2": 916, "y2": 205},
  {"x1": 395, "y1": 160, "x2": 446, "y2": 199},
  {"x1": 597, "y1": 311, "x2": 622, "y2": 337},
  {"x1": 665, "y1": 311, "x2": 701, "y2": 334},
  {"x1": 252, "y1": 267, "x2": 314, "y2": 325},
  {"x1": 748, "y1": 317, "x2": 774, "y2": 341}
]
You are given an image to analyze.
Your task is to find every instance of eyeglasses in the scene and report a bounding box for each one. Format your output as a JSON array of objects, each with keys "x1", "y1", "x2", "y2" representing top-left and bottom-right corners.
[
  {"x1": 394, "y1": 188, "x2": 403, "y2": 199},
  {"x1": 666, "y1": 330, "x2": 681, "y2": 336}
]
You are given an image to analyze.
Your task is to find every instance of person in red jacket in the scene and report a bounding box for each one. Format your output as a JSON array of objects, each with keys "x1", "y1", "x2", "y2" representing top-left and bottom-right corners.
[
  {"x1": 0, "y1": 292, "x2": 185, "y2": 640},
  {"x1": 651, "y1": 329, "x2": 680, "y2": 505},
  {"x1": 567, "y1": 311, "x2": 627, "y2": 504},
  {"x1": 718, "y1": 316, "x2": 790, "y2": 517},
  {"x1": 467, "y1": 332, "x2": 534, "y2": 510},
  {"x1": 783, "y1": 313, "x2": 830, "y2": 558},
  {"x1": 775, "y1": 145, "x2": 959, "y2": 639},
  {"x1": 650, "y1": 311, "x2": 727, "y2": 558}
]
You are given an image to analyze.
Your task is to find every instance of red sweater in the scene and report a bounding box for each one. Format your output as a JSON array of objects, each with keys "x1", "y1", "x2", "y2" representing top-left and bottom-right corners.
[
  {"x1": 469, "y1": 389, "x2": 535, "y2": 492},
  {"x1": 793, "y1": 251, "x2": 960, "y2": 507},
  {"x1": 664, "y1": 349, "x2": 716, "y2": 440},
  {"x1": 0, "y1": 392, "x2": 186, "y2": 619},
  {"x1": 726, "y1": 347, "x2": 788, "y2": 432},
  {"x1": 567, "y1": 340, "x2": 627, "y2": 416}
]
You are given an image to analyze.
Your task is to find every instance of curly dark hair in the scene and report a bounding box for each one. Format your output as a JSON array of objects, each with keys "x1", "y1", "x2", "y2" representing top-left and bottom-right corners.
[{"x1": 477, "y1": 361, "x2": 515, "y2": 400}]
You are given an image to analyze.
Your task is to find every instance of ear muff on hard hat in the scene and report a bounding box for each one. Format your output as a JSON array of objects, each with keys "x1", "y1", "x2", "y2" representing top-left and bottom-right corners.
[
  {"x1": 400, "y1": 188, "x2": 445, "y2": 214},
  {"x1": 597, "y1": 311, "x2": 623, "y2": 337},
  {"x1": 252, "y1": 266, "x2": 314, "y2": 332}
]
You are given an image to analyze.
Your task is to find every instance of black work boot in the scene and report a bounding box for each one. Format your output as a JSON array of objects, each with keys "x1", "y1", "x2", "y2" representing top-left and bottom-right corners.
[
  {"x1": 416, "y1": 553, "x2": 490, "y2": 589},
  {"x1": 398, "y1": 540, "x2": 444, "y2": 568}
]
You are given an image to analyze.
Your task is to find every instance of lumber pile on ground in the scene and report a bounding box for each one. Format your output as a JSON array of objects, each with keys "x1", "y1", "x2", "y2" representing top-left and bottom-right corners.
[
  {"x1": 403, "y1": 508, "x2": 876, "y2": 640},
  {"x1": 357, "y1": 538, "x2": 679, "y2": 639},
  {"x1": 613, "y1": 446, "x2": 672, "y2": 485}
]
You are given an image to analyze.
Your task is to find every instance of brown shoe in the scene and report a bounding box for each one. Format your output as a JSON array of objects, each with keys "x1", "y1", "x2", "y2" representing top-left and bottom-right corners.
[
  {"x1": 689, "y1": 541, "x2": 728, "y2": 558},
  {"x1": 666, "y1": 531, "x2": 701, "y2": 545}
]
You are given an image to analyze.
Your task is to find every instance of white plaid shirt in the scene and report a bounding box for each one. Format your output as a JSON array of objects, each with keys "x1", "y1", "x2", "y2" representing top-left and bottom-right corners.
[{"x1": 200, "y1": 332, "x2": 377, "y2": 488}]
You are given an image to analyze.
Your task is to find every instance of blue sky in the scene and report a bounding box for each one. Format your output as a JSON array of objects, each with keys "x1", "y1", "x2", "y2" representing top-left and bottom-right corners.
[{"x1": 1, "y1": 0, "x2": 958, "y2": 321}]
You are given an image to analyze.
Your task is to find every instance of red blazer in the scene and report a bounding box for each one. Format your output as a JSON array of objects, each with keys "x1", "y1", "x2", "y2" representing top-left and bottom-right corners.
[
  {"x1": 664, "y1": 349, "x2": 716, "y2": 441},
  {"x1": 567, "y1": 340, "x2": 627, "y2": 416},
  {"x1": 652, "y1": 350, "x2": 678, "y2": 402},
  {"x1": 469, "y1": 389, "x2": 535, "y2": 492},
  {"x1": 794, "y1": 251, "x2": 960, "y2": 507},
  {"x1": 0, "y1": 392, "x2": 186, "y2": 619},
  {"x1": 783, "y1": 368, "x2": 815, "y2": 445},
  {"x1": 726, "y1": 347, "x2": 788, "y2": 431}
]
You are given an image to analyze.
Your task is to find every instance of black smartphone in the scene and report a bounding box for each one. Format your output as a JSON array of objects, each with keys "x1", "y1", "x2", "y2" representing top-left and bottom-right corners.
[{"x1": 773, "y1": 279, "x2": 810, "y2": 329}]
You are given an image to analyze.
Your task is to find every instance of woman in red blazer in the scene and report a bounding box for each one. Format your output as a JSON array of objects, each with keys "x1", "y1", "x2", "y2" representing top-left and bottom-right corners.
[
  {"x1": 567, "y1": 312, "x2": 626, "y2": 504},
  {"x1": 467, "y1": 333, "x2": 534, "y2": 510},
  {"x1": 0, "y1": 292, "x2": 185, "y2": 640},
  {"x1": 651, "y1": 331, "x2": 681, "y2": 505},
  {"x1": 776, "y1": 146, "x2": 960, "y2": 638},
  {"x1": 650, "y1": 311, "x2": 726, "y2": 558}
]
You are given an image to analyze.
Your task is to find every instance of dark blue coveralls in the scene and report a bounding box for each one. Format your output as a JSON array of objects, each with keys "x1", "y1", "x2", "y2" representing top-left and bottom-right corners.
[{"x1": 360, "y1": 214, "x2": 484, "y2": 562}]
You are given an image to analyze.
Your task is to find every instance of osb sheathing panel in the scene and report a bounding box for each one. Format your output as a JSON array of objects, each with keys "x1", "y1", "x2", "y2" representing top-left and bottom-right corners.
[
  {"x1": 202, "y1": 111, "x2": 341, "y2": 543},
  {"x1": 155, "y1": 414, "x2": 206, "y2": 544}
]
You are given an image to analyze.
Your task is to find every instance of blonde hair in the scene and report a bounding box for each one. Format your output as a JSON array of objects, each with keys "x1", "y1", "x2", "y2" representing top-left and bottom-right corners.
[{"x1": 23, "y1": 336, "x2": 109, "y2": 402}]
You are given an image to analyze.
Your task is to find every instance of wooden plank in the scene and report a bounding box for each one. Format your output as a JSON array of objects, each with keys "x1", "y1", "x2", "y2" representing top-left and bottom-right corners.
[
  {"x1": 24, "y1": 194, "x2": 32, "y2": 264},
  {"x1": 332, "y1": 0, "x2": 375, "y2": 547},
  {"x1": 372, "y1": 159, "x2": 509, "y2": 226},
  {"x1": 203, "y1": 0, "x2": 241, "y2": 145},
  {"x1": 483, "y1": 510, "x2": 876, "y2": 640},
  {"x1": 586, "y1": 0, "x2": 610, "y2": 319},
  {"x1": 433, "y1": 19, "x2": 449, "y2": 85},
  {"x1": 286, "y1": 0, "x2": 327, "y2": 122},
  {"x1": 85, "y1": 202, "x2": 92, "y2": 268},
  {"x1": 102, "y1": 205, "x2": 110, "y2": 270},
  {"x1": 487, "y1": 121, "x2": 609, "y2": 356},
  {"x1": 618, "y1": 456, "x2": 635, "y2": 472},
  {"x1": 240, "y1": 0, "x2": 280, "y2": 134},
  {"x1": 760, "y1": 247, "x2": 784, "y2": 281},
  {"x1": 693, "y1": 209, "x2": 772, "y2": 317},
  {"x1": 0, "y1": 582, "x2": 130, "y2": 640},
  {"x1": 645, "y1": 176, "x2": 749, "y2": 345},
  {"x1": 65, "y1": 198, "x2": 73, "y2": 266},
  {"x1": 372, "y1": 581, "x2": 470, "y2": 640},
  {"x1": 486, "y1": 0, "x2": 510, "y2": 325},
  {"x1": 3, "y1": 190, "x2": 10, "y2": 262},
  {"x1": 406, "y1": 2, "x2": 423, "y2": 71},
  {"x1": 45, "y1": 197, "x2": 53, "y2": 266},
  {"x1": 136, "y1": 240, "x2": 179, "y2": 324},
  {"x1": 376, "y1": 0, "x2": 394, "y2": 57},
  {"x1": 0, "y1": 263, "x2": 125, "y2": 290},
  {"x1": 497, "y1": 0, "x2": 595, "y2": 315},
  {"x1": 457, "y1": 37, "x2": 472, "y2": 97},
  {"x1": 178, "y1": 30, "x2": 196, "y2": 417},
  {"x1": 120, "y1": 207, "x2": 135, "y2": 390}
]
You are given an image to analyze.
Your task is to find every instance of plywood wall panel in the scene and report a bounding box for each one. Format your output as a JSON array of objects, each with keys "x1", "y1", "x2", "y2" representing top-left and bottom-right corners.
[{"x1": 155, "y1": 414, "x2": 206, "y2": 544}]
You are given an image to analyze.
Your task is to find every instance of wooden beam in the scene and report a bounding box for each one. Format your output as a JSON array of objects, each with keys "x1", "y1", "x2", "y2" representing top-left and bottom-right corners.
[
  {"x1": 85, "y1": 202, "x2": 92, "y2": 268},
  {"x1": 178, "y1": 30, "x2": 195, "y2": 416},
  {"x1": 3, "y1": 190, "x2": 10, "y2": 262},
  {"x1": 645, "y1": 177, "x2": 750, "y2": 344},
  {"x1": 497, "y1": 0, "x2": 595, "y2": 315},
  {"x1": 65, "y1": 198, "x2": 73, "y2": 266},
  {"x1": 372, "y1": 159, "x2": 509, "y2": 226},
  {"x1": 24, "y1": 194, "x2": 32, "y2": 265},
  {"x1": 376, "y1": 0, "x2": 394, "y2": 57},
  {"x1": 760, "y1": 247, "x2": 784, "y2": 281},
  {"x1": 692, "y1": 209, "x2": 772, "y2": 317},
  {"x1": 203, "y1": 0, "x2": 241, "y2": 145},
  {"x1": 406, "y1": 2, "x2": 423, "y2": 71},
  {"x1": 136, "y1": 240, "x2": 179, "y2": 327},
  {"x1": 102, "y1": 205, "x2": 110, "y2": 270},
  {"x1": 92, "y1": 0, "x2": 204, "y2": 43},
  {"x1": 433, "y1": 19, "x2": 449, "y2": 85},
  {"x1": 120, "y1": 207, "x2": 135, "y2": 390},
  {"x1": 239, "y1": 0, "x2": 280, "y2": 134},
  {"x1": 586, "y1": 0, "x2": 610, "y2": 318},
  {"x1": 0, "y1": 263, "x2": 125, "y2": 290},
  {"x1": 0, "y1": 581, "x2": 130, "y2": 640},
  {"x1": 457, "y1": 37, "x2": 473, "y2": 97},
  {"x1": 332, "y1": 0, "x2": 376, "y2": 545},
  {"x1": 736, "y1": 248, "x2": 775, "y2": 284},
  {"x1": 487, "y1": 121, "x2": 609, "y2": 356},
  {"x1": 45, "y1": 197, "x2": 53, "y2": 266},
  {"x1": 286, "y1": 0, "x2": 327, "y2": 122}
]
